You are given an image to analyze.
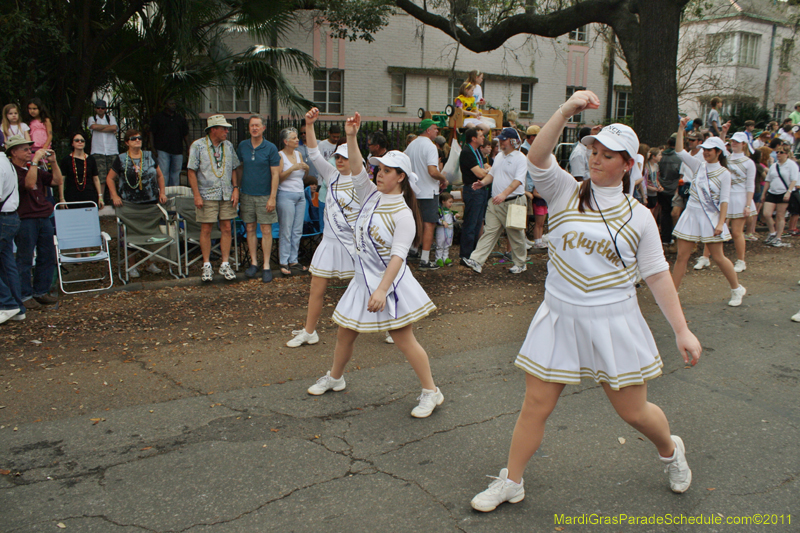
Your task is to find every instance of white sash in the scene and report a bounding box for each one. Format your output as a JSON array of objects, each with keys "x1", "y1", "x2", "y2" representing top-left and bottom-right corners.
[
  {"x1": 325, "y1": 173, "x2": 357, "y2": 256},
  {"x1": 697, "y1": 164, "x2": 721, "y2": 227}
]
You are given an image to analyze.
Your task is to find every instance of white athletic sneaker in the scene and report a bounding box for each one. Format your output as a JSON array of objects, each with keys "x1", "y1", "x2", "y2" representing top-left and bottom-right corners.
[
  {"x1": 733, "y1": 259, "x2": 746, "y2": 273},
  {"x1": 286, "y1": 328, "x2": 319, "y2": 347},
  {"x1": 661, "y1": 435, "x2": 692, "y2": 493},
  {"x1": 384, "y1": 331, "x2": 394, "y2": 344},
  {"x1": 470, "y1": 468, "x2": 525, "y2": 512},
  {"x1": 201, "y1": 264, "x2": 213, "y2": 282},
  {"x1": 0, "y1": 308, "x2": 21, "y2": 325},
  {"x1": 410, "y1": 387, "x2": 444, "y2": 418},
  {"x1": 463, "y1": 257, "x2": 482, "y2": 274},
  {"x1": 307, "y1": 371, "x2": 346, "y2": 395},
  {"x1": 792, "y1": 310, "x2": 800, "y2": 323},
  {"x1": 525, "y1": 238, "x2": 534, "y2": 250},
  {"x1": 508, "y1": 264, "x2": 527, "y2": 274},
  {"x1": 693, "y1": 256, "x2": 710, "y2": 270},
  {"x1": 219, "y1": 263, "x2": 236, "y2": 281},
  {"x1": 146, "y1": 263, "x2": 162, "y2": 274},
  {"x1": 728, "y1": 285, "x2": 746, "y2": 307}
]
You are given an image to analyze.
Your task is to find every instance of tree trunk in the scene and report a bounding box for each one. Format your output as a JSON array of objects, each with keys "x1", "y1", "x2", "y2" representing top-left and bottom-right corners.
[{"x1": 624, "y1": 1, "x2": 684, "y2": 146}]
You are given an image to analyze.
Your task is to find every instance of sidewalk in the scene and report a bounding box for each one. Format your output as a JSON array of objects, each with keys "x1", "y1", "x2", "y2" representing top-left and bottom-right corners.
[{"x1": 2, "y1": 289, "x2": 798, "y2": 532}]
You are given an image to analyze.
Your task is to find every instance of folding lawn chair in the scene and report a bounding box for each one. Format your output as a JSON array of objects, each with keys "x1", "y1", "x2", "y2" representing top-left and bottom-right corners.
[
  {"x1": 115, "y1": 202, "x2": 181, "y2": 284},
  {"x1": 53, "y1": 201, "x2": 113, "y2": 294},
  {"x1": 173, "y1": 196, "x2": 225, "y2": 277}
]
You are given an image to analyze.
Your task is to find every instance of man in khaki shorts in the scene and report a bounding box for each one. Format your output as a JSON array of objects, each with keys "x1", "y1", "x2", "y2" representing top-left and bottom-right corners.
[
  {"x1": 187, "y1": 114, "x2": 241, "y2": 282},
  {"x1": 236, "y1": 116, "x2": 280, "y2": 283}
]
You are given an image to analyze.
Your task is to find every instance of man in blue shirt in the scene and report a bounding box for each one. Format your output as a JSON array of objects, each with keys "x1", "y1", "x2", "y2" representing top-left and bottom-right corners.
[{"x1": 236, "y1": 116, "x2": 280, "y2": 283}]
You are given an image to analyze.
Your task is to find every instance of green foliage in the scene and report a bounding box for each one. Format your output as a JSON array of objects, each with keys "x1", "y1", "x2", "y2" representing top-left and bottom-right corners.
[
  {"x1": 317, "y1": 0, "x2": 395, "y2": 42},
  {"x1": 724, "y1": 104, "x2": 771, "y2": 132}
]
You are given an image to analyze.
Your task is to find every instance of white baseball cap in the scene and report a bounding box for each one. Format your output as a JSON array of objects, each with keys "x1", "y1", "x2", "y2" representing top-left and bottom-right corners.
[
  {"x1": 699, "y1": 136, "x2": 729, "y2": 156},
  {"x1": 333, "y1": 144, "x2": 349, "y2": 159},
  {"x1": 581, "y1": 123, "x2": 639, "y2": 160},
  {"x1": 368, "y1": 151, "x2": 421, "y2": 195},
  {"x1": 730, "y1": 132, "x2": 749, "y2": 144}
]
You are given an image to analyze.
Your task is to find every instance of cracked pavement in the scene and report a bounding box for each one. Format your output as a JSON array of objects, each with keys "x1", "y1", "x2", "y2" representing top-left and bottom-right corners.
[{"x1": 1, "y1": 254, "x2": 799, "y2": 532}]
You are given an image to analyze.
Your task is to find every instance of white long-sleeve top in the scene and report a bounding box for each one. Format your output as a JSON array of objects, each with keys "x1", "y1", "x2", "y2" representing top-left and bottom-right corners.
[
  {"x1": 528, "y1": 155, "x2": 669, "y2": 306},
  {"x1": 351, "y1": 166, "x2": 415, "y2": 260},
  {"x1": 726, "y1": 152, "x2": 756, "y2": 195},
  {"x1": 676, "y1": 150, "x2": 731, "y2": 207}
]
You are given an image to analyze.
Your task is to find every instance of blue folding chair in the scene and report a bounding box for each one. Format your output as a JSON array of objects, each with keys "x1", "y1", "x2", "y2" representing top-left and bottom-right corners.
[{"x1": 53, "y1": 202, "x2": 113, "y2": 294}]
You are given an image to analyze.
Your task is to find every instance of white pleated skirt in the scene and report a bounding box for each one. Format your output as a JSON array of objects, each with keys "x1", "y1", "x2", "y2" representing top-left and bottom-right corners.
[
  {"x1": 332, "y1": 264, "x2": 436, "y2": 333},
  {"x1": 309, "y1": 235, "x2": 355, "y2": 280},
  {"x1": 727, "y1": 192, "x2": 757, "y2": 219},
  {"x1": 515, "y1": 292, "x2": 662, "y2": 390},
  {"x1": 673, "y1": 205, "x2": 731, "y2": 243}
]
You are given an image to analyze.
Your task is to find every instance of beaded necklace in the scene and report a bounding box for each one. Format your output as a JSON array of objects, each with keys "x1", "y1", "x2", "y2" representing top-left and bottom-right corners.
[
  {"x1": 205, "y1": 136, "x2": 226, "y2": 178},
  {"x1": 123, "y1": 151, "x2": 143, "y2": 190},
  {"x1": 71, "y1": 154, "x2": 87, "y2": 191}
]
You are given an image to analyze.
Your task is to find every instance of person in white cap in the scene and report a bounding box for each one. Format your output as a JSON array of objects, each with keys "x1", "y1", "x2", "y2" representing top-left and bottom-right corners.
[
  {"x1": 187, "y1": 114, "x2": 241, "y2": 282},
  {"x1": 672, "y1": 118, "x2": 746, "y2": 306},
  {"x1": 693, "y1": 131, "x2": 756, "y2": 273},
  {"x1": 471, "y1": 90, "x2": 702, "y2": 513},
  {"x1": 462, "y1": 127, "x2": 529, "y2": 274},
  {"x1": 307, "y1": 112, "x2": 443, "y2": 419},
  {"x1": 286, "y1": 107, "x2": 362, "y2": 348}
]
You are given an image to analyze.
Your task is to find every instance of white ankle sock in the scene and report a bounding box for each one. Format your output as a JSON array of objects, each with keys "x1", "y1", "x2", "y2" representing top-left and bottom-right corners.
[
  {"x1": 203, "y1": 262, "x2": 211, "y2": 268},
  {"x1": 421, "y1": 250, "x2": 430, "y2": 262}
]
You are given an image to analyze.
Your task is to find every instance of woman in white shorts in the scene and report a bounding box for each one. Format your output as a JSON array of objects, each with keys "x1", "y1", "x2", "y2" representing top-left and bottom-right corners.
[
  {"x1": 307, "y1": 113, "x2": 442, "y2": 419},
  {"x1": 671, "y1": 119, "x2": 746, "y2": 307},
  {"x1": 471, "y1": 91, "x2": 702, "y2": 513}
]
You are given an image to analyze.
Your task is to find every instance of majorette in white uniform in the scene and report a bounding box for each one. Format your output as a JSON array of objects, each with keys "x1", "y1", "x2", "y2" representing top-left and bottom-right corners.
[
  {"x1": 515, "y1": 152, "x2": 670, "y2": 390},
  {"x1": 307, "y1": 144, "x2": 360, "y2": 279},
  {"x1": 726, "y1": 133, "x2": 757, "y2": 219},
  {"x1": 672, "y1": 138, "x2": 732, "y2": 243},
  {"x1": 331, "y1": 157, "x2": 436, "y2": 332}
]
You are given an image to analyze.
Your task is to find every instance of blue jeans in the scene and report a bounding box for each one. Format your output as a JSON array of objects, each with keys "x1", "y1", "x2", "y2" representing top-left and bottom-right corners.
[
  {"x1": 459, "y1": 186, "x2": 488, "y2": 259},
  {"x1": 15, "y1": 217, "x2": 56, "y2": 301},
  {"x1": 157, "y1": 151, "x2": 183, "y2": 188},
  {"x1": 276, "y1": 190, "x2": 306, "y2": 265},
  {"x1": 0, "y1": 213, "x2": 24, "y2": 311}
]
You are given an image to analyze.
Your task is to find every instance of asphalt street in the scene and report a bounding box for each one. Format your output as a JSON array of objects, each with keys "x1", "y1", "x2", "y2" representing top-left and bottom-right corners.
[{"x1": 1, "y1": 277, "x2": 798, "y2": 532}]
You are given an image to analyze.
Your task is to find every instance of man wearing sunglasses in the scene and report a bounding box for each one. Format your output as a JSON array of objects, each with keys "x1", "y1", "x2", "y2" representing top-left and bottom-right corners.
[{"x1": 87, "y1": 100, "x2": 118, "y2": 206}]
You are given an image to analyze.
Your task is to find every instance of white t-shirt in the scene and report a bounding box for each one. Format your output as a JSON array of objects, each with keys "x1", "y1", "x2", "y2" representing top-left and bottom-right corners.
[
  {"x1": 404, "y1": 136, "x2": 440, "y2": 199},
  {"x1": 87, "y1": 114, "x2": 119, "y2": 155},
  {"x1": 568, "y1": 142, "x2": 590, "y2": 179},
  {"x1": 4, "y1": 123, "x2": 29, "y2": 142},
  {"x1": 473, "y1": 84, "x2": 483, "y2": 103},
  {"x1": 767, "y1": 159, "x2": 800, "y2": 195},
  {"x1": 489, "y1": 150, "x2": 526, "y2": 198},
  {"x1": 0, "y1": 152, "x2": 19, "y2": 212},
  {"x1": 317, "y1": 139, "x2": 337, "y2": 162}
]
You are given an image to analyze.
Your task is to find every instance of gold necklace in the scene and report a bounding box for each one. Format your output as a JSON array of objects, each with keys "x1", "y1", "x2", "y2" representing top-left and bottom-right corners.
[
  {"x1": 205, "y1": 136, "x2": 226, "y2": 178},
  {"x1": 123, "y1": 151, "x2": 143, "y2": 190}
]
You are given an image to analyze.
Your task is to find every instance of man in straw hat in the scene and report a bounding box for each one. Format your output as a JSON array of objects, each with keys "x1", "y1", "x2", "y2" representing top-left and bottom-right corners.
[
  {"x1": 187, "y1": 114, "x2": 241, "y2": 282},
  {"x1": 6, "y1": 136, "x2": 62, "y2": 314}
]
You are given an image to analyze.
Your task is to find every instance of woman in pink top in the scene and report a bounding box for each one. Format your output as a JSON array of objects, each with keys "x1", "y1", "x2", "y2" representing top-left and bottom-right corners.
[{"x1": 26, "y1": 99, "x2": 52, "y2": 151}]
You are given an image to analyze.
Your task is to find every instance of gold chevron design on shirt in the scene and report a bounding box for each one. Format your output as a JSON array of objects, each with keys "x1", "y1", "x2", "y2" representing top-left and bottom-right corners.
[{"x1": 549, "y1": 253, "x2": 638, "y2": 292}]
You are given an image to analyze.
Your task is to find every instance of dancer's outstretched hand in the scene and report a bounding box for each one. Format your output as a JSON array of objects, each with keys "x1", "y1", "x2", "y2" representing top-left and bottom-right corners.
[{"x1": 345, "y1": 112, "x2": 361, "y2": 136}]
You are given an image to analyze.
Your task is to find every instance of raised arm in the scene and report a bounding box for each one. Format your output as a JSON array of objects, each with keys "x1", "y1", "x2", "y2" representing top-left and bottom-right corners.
[
  {"x1": 304, "y1": 107, "x2": 337, "y2": 181},
  {"x1": 528, "y1": 90, "x2": 599, "y2": 169}
]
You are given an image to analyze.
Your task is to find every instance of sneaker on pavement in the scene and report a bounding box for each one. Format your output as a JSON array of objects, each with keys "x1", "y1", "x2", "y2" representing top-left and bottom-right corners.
[
  {"x1": 418, "y1": 261, "x2": 440, "y2": 271},
  {"x1": 384, "y1": 331, "x2": 394, "y2": 344},
  {"x1": 661, "y1": 435, "x2": 692, "y2": 493},
  {"x1": 733, "y1": 259, "x2": 746, "y2": 273},
  {"x1": 463, "y1": 257, "x2": 482, "y2": 274},
  {"x1": 262, "y1": 268, "x2": 273, "y2": 283},
  {"x1": 525, "y1": 239, "x2": 534, "y2": 250},
  {"x1": 0, "y1": 308, "x2": 21, "y2": 325},
  {"x1": 129, "y1": 267, "x2": 141, "y2": 279},
  {"x1": 219, "y1": 263, "x2": 236, "y2": 281},
  {"x1": 145, "y1": 263, "x2": 162, "y2": 274},
  {"x1": 728, "y1": 285, "x2": 746, "y2": 307},
  {"x1": 470, "y1": 468, "x2": 525, "y2": 512},
  {"x1": 765, "y1": 233, "x2": 777, "y2": 244},
  {"x1": 307, "y1": 371, "x2": 346, "y2": 395},
  {"x1": 792, "y1": 310, "x2": 800, "y2": 322},
  {"x1": 744, "y1": 233, "x2": 759, "y2": 242},
  {"x1": 771, "y1": 238, "x2": 792, "y2": 248},
  {"x1": 411, "y1": 387, "x2": 444, "y2": 418},
  {"x1": 245, "y1": 264, "x2": 259, "y2": 278},
  {"x1": 11, "y1": 313, "x2": 25, "y2": 321},
  {"x1": 693, "y1": 256, "x2": 710, "y2": 270},
  {"x1": 286, "y1": 328, "x2": 319, "y2": 347},
  {"x1": 509, "y1": 264, "x2": 527, "y2": 274},
  {"x1": 201, "y1": 264, "x2": 213, "y2": 282},
  {"x1": 34, "y1": 293, "x2": 58, "y2": 305}
]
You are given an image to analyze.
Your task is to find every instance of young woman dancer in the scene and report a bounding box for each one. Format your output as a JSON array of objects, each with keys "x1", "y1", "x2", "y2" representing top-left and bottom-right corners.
[
  {"x1": 471, "y1": 90, "x2": 702, "y2": 513},
  {"x1": 307, "y1": 112, "x2": 442, "y2": 418},
  {"x1": 694, "y1": 132, "x2": 756, "y2": 273},
  {"x1": 286, "y1": 108, "x2": 361, "y2": 348},
  {"x1": 671, "y1": 118, "x2": 746, "y2": 306}
]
